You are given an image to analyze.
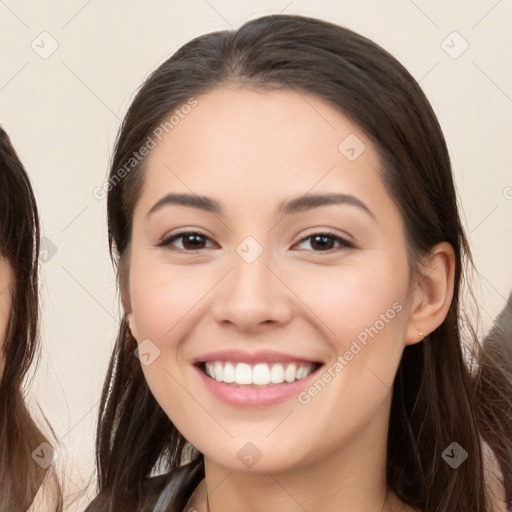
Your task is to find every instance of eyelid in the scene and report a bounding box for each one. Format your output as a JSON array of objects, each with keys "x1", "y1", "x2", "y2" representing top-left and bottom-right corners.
[
  {"x1": 157, "y1": 229, "x2": 216, "y2": 249},
  {"x1": 297, "y1": 228, "x2": 355, "y2": 248}
]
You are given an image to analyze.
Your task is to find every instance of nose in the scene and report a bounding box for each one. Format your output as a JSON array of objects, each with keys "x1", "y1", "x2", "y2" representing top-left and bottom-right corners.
[{"x1": 210, "y1": 243, "x2": 294, "y2": 333}]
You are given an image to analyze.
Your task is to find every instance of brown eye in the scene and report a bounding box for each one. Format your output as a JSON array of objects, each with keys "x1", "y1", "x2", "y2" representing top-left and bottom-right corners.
[
  {"x1": 158, "y1": 231, "x2": 214, "y2": 251},
  {"x1": 295, "y1": 232, "x2": 354, "y2": 252}
]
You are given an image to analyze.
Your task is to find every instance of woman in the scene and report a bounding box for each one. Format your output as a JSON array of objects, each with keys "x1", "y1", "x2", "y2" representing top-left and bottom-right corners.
[
  {"x1": 0, "y1": 126, "x2": 62, "y2": 511},
  {"x1": 85, "y1": 14, "x2": 511, "y2": 512}
]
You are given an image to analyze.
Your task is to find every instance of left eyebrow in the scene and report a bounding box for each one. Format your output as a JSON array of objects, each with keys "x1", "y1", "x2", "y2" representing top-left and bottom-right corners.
[
  {"x1": 146, "y1": 192, "x2": 376, "y2": 220},
  {"x1": 278, "y1": 192, "x2": 375, "y2": 219}
]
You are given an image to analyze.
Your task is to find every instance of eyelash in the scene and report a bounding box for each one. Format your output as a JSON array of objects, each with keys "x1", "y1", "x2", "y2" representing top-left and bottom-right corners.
[{"x1": 156, "y1": 230, "x2": 355, "y2": 253}]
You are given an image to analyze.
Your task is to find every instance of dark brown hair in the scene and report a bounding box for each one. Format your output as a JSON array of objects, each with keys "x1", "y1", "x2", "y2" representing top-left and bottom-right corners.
[
  {"x1": 0, "y1": 126, "x2": 62, "y2": 511},
  {"x1": 89, "y1": 14, "x2": 511, "y2": 511}
]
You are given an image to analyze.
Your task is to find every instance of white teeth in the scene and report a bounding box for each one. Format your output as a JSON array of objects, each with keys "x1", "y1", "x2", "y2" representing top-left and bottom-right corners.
[
  {"x1": 284, "y1": 363, "x2": 297, "y2": 383},
  {"x1": 223, "y1": 362, "x2": 235, "y2": 383},
  {"x1": 235, "y1": 363, "x2": 252, "y2": 384},
  {"x1": 253, "y1": 363, "x2": 271, "y2": 385},
  {"x1": 214, "y1": 361, "x2": 223, "y2": 381},
  {"x1": 203, "y1": 361, "x2": 316, "y2": 386},
  {"x1": 296, "y1": 366, "x2": 307, "y2": 380},
  {"x1": 270, "y1": 363, "x2": 285, "y2": 384}
]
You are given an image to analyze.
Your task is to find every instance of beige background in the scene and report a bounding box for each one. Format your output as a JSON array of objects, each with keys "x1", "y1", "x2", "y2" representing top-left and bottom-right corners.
[{"x1": 1, "y1": 0, "x2": 511, "y2": 509}]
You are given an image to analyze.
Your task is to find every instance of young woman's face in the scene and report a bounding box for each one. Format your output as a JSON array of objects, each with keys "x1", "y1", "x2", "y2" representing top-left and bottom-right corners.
[{"x1": 126, "y1": 87, "x2": 420, "y2": 472}]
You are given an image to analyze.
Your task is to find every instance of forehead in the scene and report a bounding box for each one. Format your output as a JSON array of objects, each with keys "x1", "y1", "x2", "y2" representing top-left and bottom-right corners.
[
  {"x1": 136, "y1": 87, "x2": 395, "y2": 221},
  {"x1": 148, "y1": 86, "x2": 368, "y2": 168}
]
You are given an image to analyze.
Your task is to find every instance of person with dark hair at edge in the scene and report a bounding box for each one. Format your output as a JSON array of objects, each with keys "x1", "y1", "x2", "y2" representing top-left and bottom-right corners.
[{"x1": 0, "y1": 125, "x2": 62, "y2": 511}]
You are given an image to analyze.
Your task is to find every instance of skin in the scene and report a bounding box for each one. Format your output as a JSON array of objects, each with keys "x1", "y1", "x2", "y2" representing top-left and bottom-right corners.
[
  {"x1": 0, "y1": 256, "x2": 12, "y2": 362},
  {"x1": 125, "y1": 87, "x2": 455, "y2": 512}
]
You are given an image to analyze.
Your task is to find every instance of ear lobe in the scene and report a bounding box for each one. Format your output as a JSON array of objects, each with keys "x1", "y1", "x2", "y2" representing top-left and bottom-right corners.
[
  {"x1": 405, "y1": 241, "x2": 456, "y2": 346},
  {"x1": 126, "y1": 310, "x2": 139, "y2": 342},
  {"x1": 121, "y1": 287, "x2": 139, "y2": 341}
]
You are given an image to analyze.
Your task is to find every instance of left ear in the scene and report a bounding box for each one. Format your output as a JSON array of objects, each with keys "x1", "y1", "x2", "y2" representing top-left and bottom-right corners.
[{"x1": 405, "y1": 241, "x2": 456, "y2": 346}]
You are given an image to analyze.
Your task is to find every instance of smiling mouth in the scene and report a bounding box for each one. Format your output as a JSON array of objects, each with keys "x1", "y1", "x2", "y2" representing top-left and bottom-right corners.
[{"x1": 196, "y1": 361, "x2": 323, "y2": 387}]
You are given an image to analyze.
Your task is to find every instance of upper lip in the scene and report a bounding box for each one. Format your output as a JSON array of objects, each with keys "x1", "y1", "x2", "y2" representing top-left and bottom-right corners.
[{"x1": 192, "y1": 349, "x2": 322, "y2": 365}]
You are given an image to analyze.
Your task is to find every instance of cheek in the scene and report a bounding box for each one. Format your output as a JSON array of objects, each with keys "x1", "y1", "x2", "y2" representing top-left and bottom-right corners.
[
  {"x1": 293, "y1": 254, "x2": 410, "y2": 419},
  {"x1": 296, "y1": 254, "x2": 409, "y2": 347},
  {"x1": 128, "y1": 256, "x2": 202, "y2": 342},
  {"x1": 128, "y1": 257, "x2": 201, "y2": 412},
  {"x1": 290, "y1": 265, "x2": 409, "y2": 453}
]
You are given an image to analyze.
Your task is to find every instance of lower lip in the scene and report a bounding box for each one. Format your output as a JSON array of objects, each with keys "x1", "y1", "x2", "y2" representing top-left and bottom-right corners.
[{"x1": 193, "y1": 364, "x2": 322, "y2": 408}]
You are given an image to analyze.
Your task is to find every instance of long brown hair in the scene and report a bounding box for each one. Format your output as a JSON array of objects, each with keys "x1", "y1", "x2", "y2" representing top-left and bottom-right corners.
[
  {"x1": 0, "y1": 126, "x2": 62, "y2": 511},
  {"x1": 90, "y1": 14, "x2": 511, "y2": 511}
]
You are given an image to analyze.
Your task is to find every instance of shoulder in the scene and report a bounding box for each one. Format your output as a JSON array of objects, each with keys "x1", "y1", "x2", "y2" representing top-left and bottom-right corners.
[
  {"x1": 84, "y1": 457, "x2": 204, "y2": 512},
  {"x1": 148, "y1": 457, "x2": 204, "y2": 511}
]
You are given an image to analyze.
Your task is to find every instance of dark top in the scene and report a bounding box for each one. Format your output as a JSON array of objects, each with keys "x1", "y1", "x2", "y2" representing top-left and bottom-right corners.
[{"x1": 83, "y1": 457, "x2": 204, "y2": 512}]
